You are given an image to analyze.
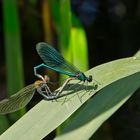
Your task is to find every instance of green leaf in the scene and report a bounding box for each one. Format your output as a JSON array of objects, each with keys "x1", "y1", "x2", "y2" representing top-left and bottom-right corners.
[
  {"x1": 0, "y1": 57, "x2": 140, "y2": 140},
  {"x1": 2, "y1": 0, "x2": 24, "y2": 96},
  {"x1": 134, "y1": 50, "x2": 140, "y2": 58},
  {"x1": 54, "y1": 53, "x2": 140, "y2": 140},
  {"x1": 70, "y1": 26, "x2": 88, "y2": 71},
  {"x1": 2, "y1": 0, "x2": 25, "y2": 120},
  {"x1": 54, "y1": 72, "x2": 140, "y2": 140},
  {"x1": 58, "y1": 0, "x2": 72, "y2": 65},
  {"x1": 0, "y1": 116, "x2": 9, "y2": 135}
]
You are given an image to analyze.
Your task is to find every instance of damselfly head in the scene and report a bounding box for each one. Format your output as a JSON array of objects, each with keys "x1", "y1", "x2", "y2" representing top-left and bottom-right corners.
[
  {"x1": 87, "y1": 75, "x2": 92, "y2": 82},
  {"x1": 34, "y1": 75, "x2": 50, "y2": 88},
  {"x1": 34, "y1": 80, "x2": 44, "y2": 88},
  {"x1": 44, "y1": 75, "x2": 50, "y2": 82}
]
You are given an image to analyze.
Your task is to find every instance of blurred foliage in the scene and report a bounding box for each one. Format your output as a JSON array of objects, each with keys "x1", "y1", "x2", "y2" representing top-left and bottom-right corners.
[{"x1": 0, "y1": 0, "x2": 25, "y2": 134}]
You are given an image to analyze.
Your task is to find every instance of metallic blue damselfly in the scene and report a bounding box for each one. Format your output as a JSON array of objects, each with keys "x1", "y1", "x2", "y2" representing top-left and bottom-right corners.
[{"x1": 34, "y1": 42, "x2": 92, "y2": 97}]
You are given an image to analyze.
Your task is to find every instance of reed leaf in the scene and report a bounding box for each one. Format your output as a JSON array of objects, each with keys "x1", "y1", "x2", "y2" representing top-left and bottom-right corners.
[
  {"x1": 0, "y1": 56, "x2": 140, "y2": 140},
  {"x1": 2, "y1": 0, "x2": 25, "y2": 121}
]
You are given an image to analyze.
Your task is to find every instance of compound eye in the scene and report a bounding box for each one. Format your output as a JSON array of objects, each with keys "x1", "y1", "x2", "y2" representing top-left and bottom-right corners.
[{"x1": 88, "y1": 75, "x2": 92, "y2": 82}]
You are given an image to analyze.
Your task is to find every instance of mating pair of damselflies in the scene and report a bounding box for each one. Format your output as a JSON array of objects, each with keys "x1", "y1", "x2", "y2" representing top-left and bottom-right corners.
[{"x1": 0, "y1": 42, "x2": 93, "y2": 114}]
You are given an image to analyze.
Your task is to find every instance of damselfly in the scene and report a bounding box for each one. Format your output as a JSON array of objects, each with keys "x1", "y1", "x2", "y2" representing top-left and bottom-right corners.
[
  {"x1": 0, "y1": 75, "x2": 56, "y2": 114},
  {"x1": 34, "y1": 42, "x2": 93, "y2": 97}
]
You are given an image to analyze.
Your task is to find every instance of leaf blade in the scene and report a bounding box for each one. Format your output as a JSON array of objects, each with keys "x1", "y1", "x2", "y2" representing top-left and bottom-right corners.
[{"x1": 0, "y1": 57, "x2": 140, "y2": 140}]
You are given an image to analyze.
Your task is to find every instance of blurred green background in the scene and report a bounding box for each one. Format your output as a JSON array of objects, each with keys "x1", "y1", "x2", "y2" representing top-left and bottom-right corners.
[{"x1": 0, "y1": 0, "x2": 140, "y2": 140}]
